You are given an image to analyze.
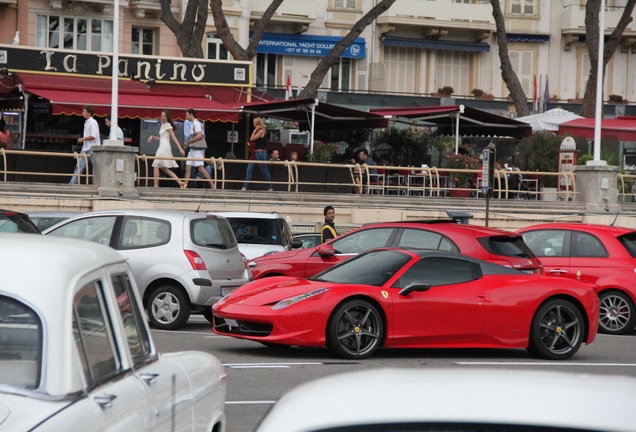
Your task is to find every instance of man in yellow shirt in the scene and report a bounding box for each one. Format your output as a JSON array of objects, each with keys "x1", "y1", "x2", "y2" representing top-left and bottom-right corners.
[{"x1": 321, "y1": 205, "x2": 336, "y2": 243}]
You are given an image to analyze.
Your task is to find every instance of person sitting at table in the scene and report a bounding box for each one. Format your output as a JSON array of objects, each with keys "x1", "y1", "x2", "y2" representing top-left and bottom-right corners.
[{"x1": 350, "y1": 148, "x2": 377, "y2": 194}]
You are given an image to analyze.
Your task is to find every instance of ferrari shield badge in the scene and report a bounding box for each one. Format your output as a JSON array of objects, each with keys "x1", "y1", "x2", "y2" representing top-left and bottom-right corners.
[{"x1": 381, "y1": 291, "x2": 389, "y2": 299}]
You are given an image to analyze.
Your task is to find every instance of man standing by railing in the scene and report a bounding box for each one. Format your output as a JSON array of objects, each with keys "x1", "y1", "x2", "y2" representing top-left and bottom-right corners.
[{"x1": 69, "y1": 105, "x2": 100, "y2": 184}]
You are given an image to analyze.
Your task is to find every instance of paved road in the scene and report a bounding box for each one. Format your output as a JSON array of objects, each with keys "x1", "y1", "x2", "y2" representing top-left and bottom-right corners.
[{"x1": 151, "y1": 317, "x2": 636, "y2": 432}]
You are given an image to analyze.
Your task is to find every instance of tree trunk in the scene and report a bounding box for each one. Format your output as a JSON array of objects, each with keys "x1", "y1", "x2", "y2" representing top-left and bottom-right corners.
[
  {"x1": 298, "y1": 0, "x2": 397, "y2": 98},
  {"x1": 211, "y1": 0, "x2": 285, "y2": 61},
  {"x1": 160, "y1": 0, "x2": 208, "y2": 58},
  {"x1": 580, "y1": 0, "x2": 635, "y2": 118},
  {"x1": 490, "y1": 0, "x2": 529, "y2": 117}
]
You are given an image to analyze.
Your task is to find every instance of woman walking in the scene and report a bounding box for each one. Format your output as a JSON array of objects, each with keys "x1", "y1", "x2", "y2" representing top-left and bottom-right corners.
[
  {"x1": 242, "y1": 117, "x2": 273, "y2": 191},
  {"x1": 147, "y1": 110, "x2": 185, "y2": 188}
]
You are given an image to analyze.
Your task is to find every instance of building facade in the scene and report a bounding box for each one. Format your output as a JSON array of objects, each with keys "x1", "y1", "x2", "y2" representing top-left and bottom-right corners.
[{"x1": 1, "y1": 0, "x2": 634, "y2": 103}]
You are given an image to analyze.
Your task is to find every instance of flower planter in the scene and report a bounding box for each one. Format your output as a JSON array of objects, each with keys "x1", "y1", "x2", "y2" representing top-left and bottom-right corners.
[
  {"x1": 450, "y1": 189, "x2": 471, "y2": 198},
  {"x1": 540, "y1": 187, "x2": 558, "y2": 201}
]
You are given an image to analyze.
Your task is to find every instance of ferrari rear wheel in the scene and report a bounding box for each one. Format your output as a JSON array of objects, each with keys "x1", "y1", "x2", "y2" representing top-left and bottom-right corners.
[
  {"x1": 598, "y1": 291, "x2": 635, "y2": 335},
  {"x1": 327, "y1": 299, "x2": 383, "y2": 359},
  {"x1": 528, "y1": 299, "x2": 584, "y2": 360}
]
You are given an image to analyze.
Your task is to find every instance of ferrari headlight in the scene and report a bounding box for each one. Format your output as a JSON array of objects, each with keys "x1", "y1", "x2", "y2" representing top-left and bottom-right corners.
[{"x1": 272, "y1": 288, "x2": 329, "y2": 310}]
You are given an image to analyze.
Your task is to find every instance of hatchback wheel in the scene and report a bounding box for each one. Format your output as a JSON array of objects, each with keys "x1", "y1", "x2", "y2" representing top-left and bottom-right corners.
[
  {"x1": 598, "y1": 291, "x2": 636, "y2": 335},
  {"x1": 327, "y1": 299, "x2": 383, "y2": 359},
  {"x1": 147, "y1": 285, "x2": 191, "y2": 330},
  {"x1": 528, "y1": 299, "x2": 584, "y2": 360}
]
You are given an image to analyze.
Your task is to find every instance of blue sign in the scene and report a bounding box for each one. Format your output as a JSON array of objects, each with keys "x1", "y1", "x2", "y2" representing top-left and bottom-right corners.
[{"x1": 255, "y1": 32, "x2": 366, "y2": 59}]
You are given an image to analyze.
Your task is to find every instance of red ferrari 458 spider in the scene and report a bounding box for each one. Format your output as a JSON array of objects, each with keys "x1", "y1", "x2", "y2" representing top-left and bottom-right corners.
[{"x1": 213, "y1": 249, "x2": 599, "y2": 360}]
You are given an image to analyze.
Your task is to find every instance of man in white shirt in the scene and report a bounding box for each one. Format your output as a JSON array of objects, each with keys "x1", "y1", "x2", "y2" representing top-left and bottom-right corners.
[
  {"x1": 69, "y1": 105, "x2": 101, "y2": 184},
  {"x1": 183, "y1": 108, "x2": 215, "y2": 189}
]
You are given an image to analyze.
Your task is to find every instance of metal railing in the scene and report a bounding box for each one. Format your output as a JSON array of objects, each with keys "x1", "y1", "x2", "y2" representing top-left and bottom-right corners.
[{"x1": 5, "y1": 148, "x2": 631, "y2": 202}]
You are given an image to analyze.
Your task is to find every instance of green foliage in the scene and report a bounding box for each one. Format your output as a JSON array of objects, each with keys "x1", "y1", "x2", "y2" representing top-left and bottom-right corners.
[
  {"x1": 446, "y1": 153, "x2": 481, "y2": 187},
  {"x1": 314, "y1": 128, "x2": 373, "y2": 150},
  {"x1": 577, "y1": 152, "x2": 619, "y2": 166},
  {"x1": 308, "y1": 142, "x2": 337, "y2": 163},
  {"x1": 576, "y1": 154, "x2": 593, "y2": 165},
  {"x1": 372, "y1": 126, "x2": 432, "y2": 167},
  {"x1": 527, "y1": 132, "x2": 561, "y2": 187}
]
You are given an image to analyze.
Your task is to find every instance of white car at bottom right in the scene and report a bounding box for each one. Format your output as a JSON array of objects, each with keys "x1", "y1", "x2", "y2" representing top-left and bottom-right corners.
[{"x1": 256, "y1": 368, "x2": 636, "y2": 432}]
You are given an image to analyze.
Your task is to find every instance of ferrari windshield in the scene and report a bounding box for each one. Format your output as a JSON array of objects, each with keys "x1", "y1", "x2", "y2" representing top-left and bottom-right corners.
[{"x1": 310, "y1": 249, "x2": 411, "y2": 286}]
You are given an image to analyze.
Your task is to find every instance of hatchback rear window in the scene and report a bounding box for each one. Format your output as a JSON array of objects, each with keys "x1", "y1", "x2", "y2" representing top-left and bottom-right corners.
[
  {"x1": 0, "y1": 213, "x2": 40, "y2": 234},
  {"x1": 191, "y1": 218, "x2": 237, "y2": 249},
  {"x1": 617, "y1": 232, "x2": 636, "y2": 258},
  {"x1": 478, "y1": 236, "x2": 536, "y2": 258}
]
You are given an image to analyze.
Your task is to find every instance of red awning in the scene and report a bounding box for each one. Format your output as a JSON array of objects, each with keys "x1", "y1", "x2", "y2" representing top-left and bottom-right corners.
[
  {"x1": 15, "y1": 72, "x2": 239, "y2": 122},
  {"x1": 558, "y1": 117, "x2": 636, "y2": 142},
  {"x1": 239, "y1": 97, "x2": 389, "y2": 130},
  {"x1": 370, "y1": 105, "x2": 533, "y2": 138}
]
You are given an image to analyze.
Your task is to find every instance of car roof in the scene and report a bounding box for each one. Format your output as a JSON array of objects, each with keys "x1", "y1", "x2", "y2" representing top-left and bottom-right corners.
[
  {"x1": 360, "y1": 221, "x2": 520, "y2": 237},
  {"x1": 519, "y1": 222, "x2": 635, "y2": 236},
  {"x1": 0, "y1": 234, "x2": 126, "y2": 307},
  {"x1": 257, "y1": 368, "x2": 636, "y2": 432},
  {"x1": 212, "y1": 211, "x2": 283, "y2": 220}
]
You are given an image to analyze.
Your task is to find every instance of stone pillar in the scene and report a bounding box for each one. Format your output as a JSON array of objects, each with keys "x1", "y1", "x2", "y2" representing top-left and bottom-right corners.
[
  {"x1": 574, "y1": 164, "x2": 621, "y2": 212},
  {"x1": 92, "y1": 144, "x2": 139, "y2": 198}
]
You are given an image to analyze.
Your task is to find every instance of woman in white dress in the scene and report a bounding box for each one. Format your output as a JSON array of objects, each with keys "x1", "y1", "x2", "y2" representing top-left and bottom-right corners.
[{"x1": 147, "y1": 110, "x2": 186, "y2": 188}]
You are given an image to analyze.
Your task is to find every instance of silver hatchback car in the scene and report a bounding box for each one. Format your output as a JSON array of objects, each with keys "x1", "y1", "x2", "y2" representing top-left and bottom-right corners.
[{"x1": 44, "y1": 209, "x2": 251, "y2": 330}]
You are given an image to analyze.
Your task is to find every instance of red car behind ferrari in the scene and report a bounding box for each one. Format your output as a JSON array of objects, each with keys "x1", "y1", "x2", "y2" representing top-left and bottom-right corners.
[
  {"x1": 251, "y1": 221, "x2": 542, "y2": 279},
  {"x1": 214, "y1": 249, "x2": 598, "y2": 360}
]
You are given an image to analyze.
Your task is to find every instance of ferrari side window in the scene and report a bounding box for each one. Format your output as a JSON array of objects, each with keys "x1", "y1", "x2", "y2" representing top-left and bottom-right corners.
[{"x1": 393, "y1": 257, "x2": 479, "y2": 288}]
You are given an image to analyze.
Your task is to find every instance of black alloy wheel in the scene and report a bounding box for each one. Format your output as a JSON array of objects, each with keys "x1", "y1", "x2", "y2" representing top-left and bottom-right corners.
[
  {"x1": 327, "y1": 299, "x2": 383, "y2": 359},
  {"x1": 528, "y1": 299, "x2": 584, "y2": 360}
]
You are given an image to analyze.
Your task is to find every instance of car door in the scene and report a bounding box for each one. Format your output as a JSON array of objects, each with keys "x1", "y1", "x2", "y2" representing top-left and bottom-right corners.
[
  {"x1": 521, "y1": 229, "x2": 572, "y2": 278},
  {"x1": 108, "y1": 270, "x2": 194, "y2": 432},
  {"x1": 568, "y1": 230, "x2": 613, "y2": 283},
  {"x1": 304, "y1": 228, "x2": 396, "y2": 276},
  {"x1": 388, "y1": 256, "x2": 486, "y2": 345},
  {"x1": 69, "y1": 277, "x2": 153, "y2": 431}
]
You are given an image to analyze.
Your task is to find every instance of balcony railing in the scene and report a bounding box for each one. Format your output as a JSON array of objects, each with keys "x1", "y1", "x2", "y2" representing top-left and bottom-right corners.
[
  {"x1": 377, "y1": 0, "x2": 494, "y2": 31},
  {"x1": 562, "y1": 0, "x2": 636, "y2": 34},
  {"x1": 8, "y1": 148, "x2": 633, "y2": 202}
]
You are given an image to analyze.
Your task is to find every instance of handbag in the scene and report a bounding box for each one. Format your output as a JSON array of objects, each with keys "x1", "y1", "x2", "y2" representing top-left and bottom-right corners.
[{"x1": 189, "y1": 120, "x2": 207, "y2": 149}]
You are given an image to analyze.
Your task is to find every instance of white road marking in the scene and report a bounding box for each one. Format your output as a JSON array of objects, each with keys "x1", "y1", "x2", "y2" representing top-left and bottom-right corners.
[
  {"x1": 150, "y1": 329, "x2": 216, "y2": 336},
  {"x1": 226, "y1": 401, "x2": 276, "y2": 405},
  {"x1": 457, "y1": 362, "x2": 636, "y2": 367},
  {"x1": 223, "y1": 362, "x2": 323, "y2": 368}
]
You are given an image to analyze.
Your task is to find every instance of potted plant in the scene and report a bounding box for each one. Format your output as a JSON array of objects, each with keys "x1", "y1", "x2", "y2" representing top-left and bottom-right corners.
[
  {"x1": 471, "y1": 88, "x2": 484, "y2": 98},
  {"x1": 526, "y1": 132, "x2": 560, "y2": 200},
  {"x1": 608, "y1": 94, "x2": 626, "y2": 104},
  {"x1": 438, "y1": 86, "x2": 454, "y2": 96},
  {"x1": 446, "y1": 152, "x2": 481, "y2": 196}
]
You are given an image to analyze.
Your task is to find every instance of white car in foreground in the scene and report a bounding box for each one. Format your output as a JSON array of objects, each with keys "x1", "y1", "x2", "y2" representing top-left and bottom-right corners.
[
  {"x1": 0, "y1": 234, "x2": 226, "y2": 432},
  {"x1": 256, "y1": 368, "x2": 636, "y2": 432}
]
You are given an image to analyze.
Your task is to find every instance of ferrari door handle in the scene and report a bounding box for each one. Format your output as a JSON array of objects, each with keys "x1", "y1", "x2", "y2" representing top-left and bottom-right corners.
[
  {"x1": 94, "y1": 394, "x2": 117, "y2": 409},
  {"x1": 476, "y1": 292, "x2": 490, "y2": 302},
  {"x1": 549, "y1": 269, "x2": 567, "y2": 274},
  {"x1": 140, "y1": 373, "x2": 160, "y2": 385}
]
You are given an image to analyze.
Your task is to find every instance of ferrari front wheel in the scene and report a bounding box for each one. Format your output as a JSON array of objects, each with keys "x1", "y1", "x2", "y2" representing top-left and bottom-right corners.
[
  {"x1": 327, "y1": 299, "x2": 383, "y2": 359},
  {"x1": 528, "y1": 299, "x2": 584, "y2": 360}
]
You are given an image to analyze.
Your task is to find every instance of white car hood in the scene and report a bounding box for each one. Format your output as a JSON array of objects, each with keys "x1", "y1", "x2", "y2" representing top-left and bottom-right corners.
[
  {"x1": 238, "y1": 244, "x2": 286, "y2": 260},
  {"x1": 0, "y1": 392, "x2": 70, "y2": 429}
]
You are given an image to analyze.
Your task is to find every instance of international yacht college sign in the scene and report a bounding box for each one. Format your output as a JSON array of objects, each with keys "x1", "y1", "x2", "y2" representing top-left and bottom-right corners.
[{"x1": 0, "y1": 44, "x2": 251, "y2": 86}]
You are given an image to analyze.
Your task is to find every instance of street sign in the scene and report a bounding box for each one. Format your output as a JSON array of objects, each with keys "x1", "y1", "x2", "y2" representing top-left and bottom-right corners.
[{"x1": 482, "y1": 149, "x2": 490, "y2": 195}]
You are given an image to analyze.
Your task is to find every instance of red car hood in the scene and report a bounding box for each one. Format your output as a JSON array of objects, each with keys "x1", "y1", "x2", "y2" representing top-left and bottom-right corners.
[{"x1": 221, "y1": 276, "x2": 326, "y2": 306}]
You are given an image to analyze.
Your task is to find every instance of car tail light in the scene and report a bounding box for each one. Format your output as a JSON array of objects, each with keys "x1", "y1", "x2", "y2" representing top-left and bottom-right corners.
[
  {"x1": 240, "y1": 252, "x2": 249, "y2": 270},
  {"x1": 184, "y1": 250, "x2": 207, "y2": 270}
]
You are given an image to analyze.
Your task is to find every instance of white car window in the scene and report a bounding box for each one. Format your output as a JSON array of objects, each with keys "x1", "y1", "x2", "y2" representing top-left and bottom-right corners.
[
  {"x1": 111, "y1": 273, "x2": 154, "y2": 368},
  {"x1": 73, "y1": 280, "x2": 121, "y2": 386},
  {"x1": 49, "y1": 216, "x2": 117, "y2": 246},
  {"x1": 0, "y1": 296, "x2": 42, "y2": 389}
]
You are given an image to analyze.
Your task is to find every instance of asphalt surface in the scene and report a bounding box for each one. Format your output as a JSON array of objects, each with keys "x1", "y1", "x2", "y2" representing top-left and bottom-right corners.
[{"x1": 151, "y1": 316, "x2": 636, "y2": 432}]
